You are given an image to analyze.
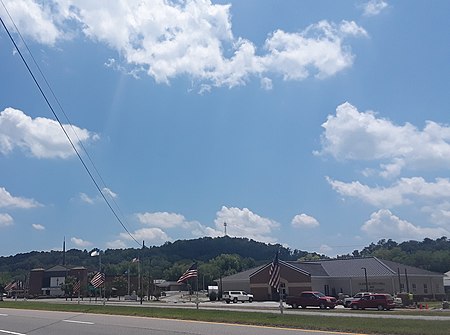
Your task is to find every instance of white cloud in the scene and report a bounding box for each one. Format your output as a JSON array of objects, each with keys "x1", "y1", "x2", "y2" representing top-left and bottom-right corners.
[
  {"x1": 291, "y1": 213, "x2": 320, "y2": 228},
  {"x1": 362, "y1": 209, "x2": 449, "y2": 240},
  {"x1": 136, "y1": 211, "x2": 222, "y2": 237},
  {"x1": 0, "y1": 107, "x2": 97, "y2": 159},
  {"x1": 0, "y1": 213, "x2": 14, "y2": 227},
  {"x1": 260, "y1": 77, "x2": 273, "y2": 90},
  {"x1": 214, "y1": 206, "x2": 279, "y2": 243},
  {"x1": 80, "y1": 187, "x2": 117, "y2": 204},
  {"x1": 262, "y1": 20, "x2": 367, "y2": 81},
  {"x1": 32, "y1": 223, "x2": 45, "y2": 230},
  {"x1": 327, "y1": 176, "x2": 450, "y2": 208},
  {"x1": 79, "y1": 192, "x2": 95, "y2": 204},
  {"x1": 136, "y1": 212, "x2": 186, "y2": 228},
  {"x1": 120, "y1": 227, "x2": 171, "y2": 244},
  {"x1": 0, "y1": 186, "x2": 41, "y2": 208},
  {"x1": 70, "y1": 237, "x2": 93, "y2": 247},
  {"x1": 361, "y1": 0, "x2": 388, "y2": 17},
  {"x1": 102, "y1": 187, "x2": 117, "y2": 199},
  {"x1": 318, "y1": 102, "x2": 450, "y2": 177},
  {"x1": 5, "y1": 1, "x2": 367, "y2": 89},
  {"x1": 1, "y1": 0, "x2": 63, "y2": 45},
  {"x1": 318, "y1": 244, "x2": 332, "y2": 254},
  {"x1": 105, "y1": 239, "x2": 127, "y2": 249}
]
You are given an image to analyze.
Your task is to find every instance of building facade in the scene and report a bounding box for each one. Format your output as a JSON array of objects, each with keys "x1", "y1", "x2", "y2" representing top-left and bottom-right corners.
[
  {"x1": 219, "y1": 257, "x2": 445, "y2": 301},
  {"x1": 29, "y1": 265, "x2": 88, "y2": 297}
]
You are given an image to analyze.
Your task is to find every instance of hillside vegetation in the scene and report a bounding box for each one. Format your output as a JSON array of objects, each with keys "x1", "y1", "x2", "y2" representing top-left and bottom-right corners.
[{"x1": 1, "y1": 236, "x2": 449, "y2": 286}]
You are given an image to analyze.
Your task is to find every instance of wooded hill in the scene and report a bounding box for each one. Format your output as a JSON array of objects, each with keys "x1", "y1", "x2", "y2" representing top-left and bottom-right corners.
[{"x1": 1, "y1": 236, "x2": 449, "y2": 286}]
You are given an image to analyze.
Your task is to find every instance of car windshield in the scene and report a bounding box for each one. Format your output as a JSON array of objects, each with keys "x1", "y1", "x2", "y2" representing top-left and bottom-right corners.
[{"x1": 314, "y1": 292, "x2": 325, "y2": 297}]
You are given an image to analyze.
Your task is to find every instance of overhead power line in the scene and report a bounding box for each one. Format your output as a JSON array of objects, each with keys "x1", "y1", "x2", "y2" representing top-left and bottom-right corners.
[{"x1": 0, "y1": 7, "x2": 140, "y2": 246}]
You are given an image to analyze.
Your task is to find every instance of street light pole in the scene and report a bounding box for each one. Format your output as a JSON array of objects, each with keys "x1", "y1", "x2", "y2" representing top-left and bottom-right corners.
[{"x1": 362, "y1": 267, "x2": 369, "y2": 292}]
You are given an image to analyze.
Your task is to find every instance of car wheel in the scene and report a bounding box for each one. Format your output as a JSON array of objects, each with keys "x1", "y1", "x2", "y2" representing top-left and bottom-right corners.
[
  {"x1": 226, "y1": 299, "x2": 230, "y2": 304},
  {"x1": 377, "y1": 305, "x2": 384, "y2": 311},
  {"x1": 292, "y1": 303, "x2": 298, "y2": 309},
  {"x1": 233, "y1": 297, "x2": 238, "y2": 303},
  {"x1": 248, "y1": 297, "x2": 253, "y2": 303},
  {"x1": 351, "y1": 304, "x2": 358, "y2": 310},
  {"x1": 301, "y1": 305, "x2": 307, "y2": 309},
  {"x1": 330, "y1": 306, "x2": 335, "y2": 309},
  {"x1": 319, "y1": 303, "x2": 326, "y2": 309}
]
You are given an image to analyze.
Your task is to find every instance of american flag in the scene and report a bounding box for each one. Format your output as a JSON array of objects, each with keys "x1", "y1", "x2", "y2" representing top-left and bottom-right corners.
[
  {"x1": 177, "y1": 263, "x2": 198, "y2": 283},
  {"x1": 90, "y1": 272, "x2": 105, "y2": 288},
  {"x1": 4, "y1": 281, "x2": 17, "y2": 291},
  {"x1": 73, "y1": 281, "x2": 81, "y2": 293},
  {"x1": 268, "y1": 251, "x2": 280, "y2": 290}
]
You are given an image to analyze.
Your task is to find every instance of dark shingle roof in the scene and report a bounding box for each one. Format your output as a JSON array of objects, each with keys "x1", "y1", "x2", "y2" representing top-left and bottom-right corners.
[
  {"x1": 286, "y1": 261, "x2": 328, "y2": 276},
  {"x1": 380, "y1": 259, "x2": 443, "y2": 276}
]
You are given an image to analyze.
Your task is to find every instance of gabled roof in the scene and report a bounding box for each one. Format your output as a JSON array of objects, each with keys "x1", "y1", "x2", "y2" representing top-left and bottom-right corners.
[
  {"x1": 45, "y1": 265, "x2": 69, "y2": 272},
  {"x1": 250, "y1": 260, "x2": 311, "y2": 278},
  {"x1": 380, "y1": 259, "x2": 443, "y2": 276},
  {"x1": 305, "y1": 257, "x2": 443, "y2": 277},
  {"x1": 221, "y1": 265, "x2": 265, "y2": 282},
  {"x1": 286, "y1": 261, "x2": 328, "y2": 276},
  {"x1": 308, "y1": 257, "x2": 395, "y2": 277},
  {"x1": 219, "y1": 257, "x2": 444, "y2": 282}
]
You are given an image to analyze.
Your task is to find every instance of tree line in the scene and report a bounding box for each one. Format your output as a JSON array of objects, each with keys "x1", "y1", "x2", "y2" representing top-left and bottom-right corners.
[{"x1": 1, "y1": 236, "x2": 449, "y2": 289}]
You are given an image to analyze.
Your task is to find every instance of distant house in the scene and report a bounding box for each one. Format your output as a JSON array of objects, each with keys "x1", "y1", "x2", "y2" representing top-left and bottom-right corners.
[
  {"x1": 29, "y1": 265, "x2": 88, "y2": 297},
  {"x1": 219, "y1": 257, "x2": 445, "y2": 301}
]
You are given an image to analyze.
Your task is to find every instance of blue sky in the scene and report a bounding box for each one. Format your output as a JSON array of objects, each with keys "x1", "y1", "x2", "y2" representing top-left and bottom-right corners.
[{"x1": 1, "y1": 0, "x2": 450, "y2": 257}]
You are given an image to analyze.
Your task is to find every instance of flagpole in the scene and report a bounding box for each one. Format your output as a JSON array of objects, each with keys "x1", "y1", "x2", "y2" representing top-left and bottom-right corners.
[{"x1": 196, "y1": 270, "x2": 199, "y2": 310}]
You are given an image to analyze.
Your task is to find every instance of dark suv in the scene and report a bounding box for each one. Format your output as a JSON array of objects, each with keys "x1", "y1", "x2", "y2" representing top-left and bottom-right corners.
[{"x1": 349, "y1": 293, "x2": 396, "y2": 311}]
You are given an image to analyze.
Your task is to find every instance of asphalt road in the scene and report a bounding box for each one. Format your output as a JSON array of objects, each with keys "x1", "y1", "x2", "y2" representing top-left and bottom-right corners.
[{"x1": 0, "y1": 308, "x2": 358, "y2": 335}]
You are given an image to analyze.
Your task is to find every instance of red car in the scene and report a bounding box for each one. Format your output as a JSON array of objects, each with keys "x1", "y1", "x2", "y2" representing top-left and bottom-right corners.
[
  {"x1": 350, "y1": 293, "x2": 396, "y2": 311},
  {"x1": 286, "y1": 291, "x2": 337, "y2": 309}
]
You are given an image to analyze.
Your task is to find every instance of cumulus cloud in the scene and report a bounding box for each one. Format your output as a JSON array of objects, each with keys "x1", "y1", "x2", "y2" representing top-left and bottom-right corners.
[
  {"x1": 327, "y1": 176, "x2": 450, "y2": 208},
  {"x1": 4, "y1": 1, "x2": 367, "y2": 89},
  {"x1": 0, "y1": 213, "x2": 14, "y2": 227},
  {"x1": 136, "y1": 212, "x2": 186, "y2": 228},
  {"x1": 0, "y1": 107, "x2": 97, "y2": 159},
  {"x1": 32, "y1": 223, "x2": 45, "y2": 230},
  {"x1": 80, "y1": 187, "x2": 118, "y2": 204},
  {"x1": 361, "y1": 0, "x2": 388, "y2": 17},
  {"x1": 137, "y1": 211, "x2": 221, "y2": 235},
  {"x1": 318, "y1": 102, "x2": 450, "y2": 177},
  {"x1": 1, "y1": 0, "x2": 63, "y2": 45},
  {"x1": 71, "y1": 237, "x2": 93, "y2": 247},
  {"x1": 214, "y1": 206, "x2": 279, "y2": 242},
  {"x1": 261, "y1": 20, "x2": 367, "y2": 81},
  {"x1": 105, "y1": 239, "x2": 127, "y2": 249},
  {"x1": 120, "y1": 227, "x2": 171, "y2": 244},
  {"x1": 362, "y1": 209, "x2": 450, "y2": 240},
  {"x1": 291, "y1": 213, "x2": 320, "y2": 228},
  {"x1": 0, "y1": 186, "x2": 41, "y2": 208}
]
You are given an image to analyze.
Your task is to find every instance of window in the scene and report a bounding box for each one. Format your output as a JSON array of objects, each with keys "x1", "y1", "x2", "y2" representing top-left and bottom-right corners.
[
  {"x1": 412, "y1": 284, "x2": 417, "y2": 293},
  {"x1": 424, "y1": 284, "x2": 428, "y2": 294}
]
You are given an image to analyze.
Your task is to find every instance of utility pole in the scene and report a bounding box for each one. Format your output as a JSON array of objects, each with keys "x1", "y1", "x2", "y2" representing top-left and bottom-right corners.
[
  {"x1": 224, "y1": 222, "x2": 227, "y2": 236},
  {"x1": 362, "y1": 267, "x2": 369, "y2": 292}
]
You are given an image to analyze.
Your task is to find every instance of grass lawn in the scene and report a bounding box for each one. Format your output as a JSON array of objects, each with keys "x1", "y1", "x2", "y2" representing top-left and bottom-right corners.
[{"x1": 1, "y1": 300, "x2": 449, "y2": 335}]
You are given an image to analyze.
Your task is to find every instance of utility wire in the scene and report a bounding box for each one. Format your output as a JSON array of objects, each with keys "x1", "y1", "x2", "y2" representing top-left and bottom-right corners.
[
  {"x1": 0, "y1": 11, "x2": 140, "y2": 246},
  {"x1": 0, "y1": 1, "x2": 129, "y2": 224}
]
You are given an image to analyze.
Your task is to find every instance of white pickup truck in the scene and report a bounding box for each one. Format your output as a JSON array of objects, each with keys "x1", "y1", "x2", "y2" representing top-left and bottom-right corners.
[{"x1": 223, "y1": 290, "x2": 254, "y2": 303}]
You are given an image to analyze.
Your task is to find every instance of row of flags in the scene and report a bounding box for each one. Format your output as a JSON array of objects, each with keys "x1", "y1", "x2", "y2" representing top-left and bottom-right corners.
[
  {"x1": 175, "y1": 251, "x2": 280, "y2": 290},
  {"x1": 3, "y1": 253, "x2": 279, "y2": 295}
]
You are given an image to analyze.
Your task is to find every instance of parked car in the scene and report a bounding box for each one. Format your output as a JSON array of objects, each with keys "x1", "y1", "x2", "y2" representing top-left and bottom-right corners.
[
  {"x1": 343, "y1": 292, "x2": 373, "y2": 307},
  {"x1": 222, "y1": 291, "x2": 254, "y2": 303},
  {"x1": 349, "y1": 293, "x2": 396, "y2": 311},
  {"x1": 286, "y1": 291, "x2": 337, "y2": 309}
]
